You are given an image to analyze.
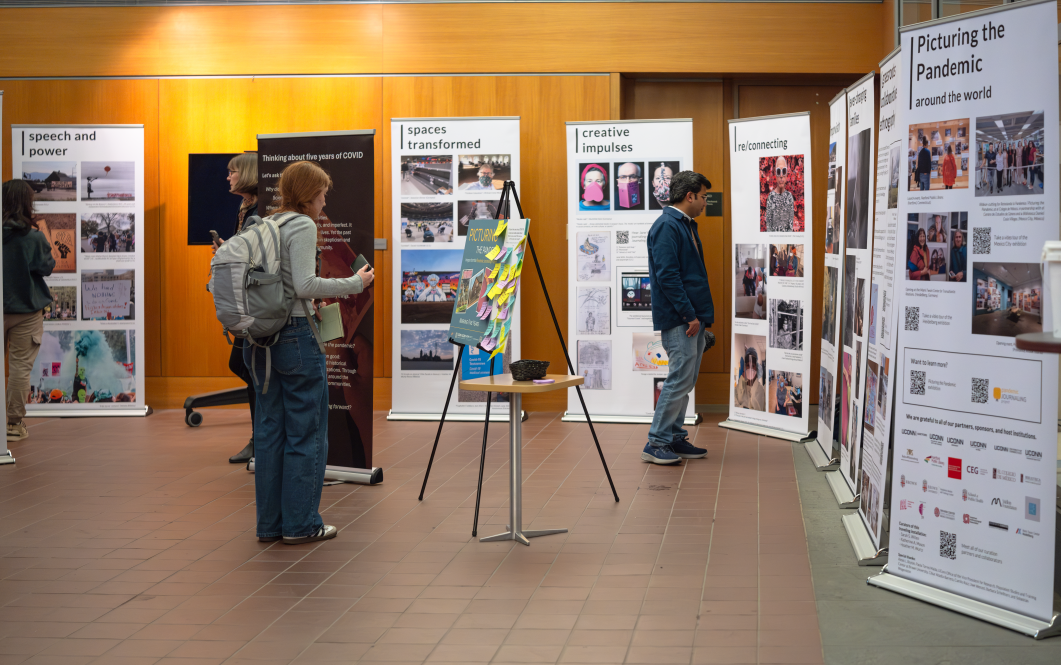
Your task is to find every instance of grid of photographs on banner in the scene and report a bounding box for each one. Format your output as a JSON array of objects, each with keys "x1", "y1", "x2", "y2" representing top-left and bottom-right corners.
[
  {"x1": 397, "y1": 149, "x2": 511, "y2": 403},
  {"x1": 571, "y1": 153, "x2": 684, "y2": 415},
  {"x1": 20, "y1": 157, "x2": 138, "y2": 405},
  {"x1": 731, "y1": 144, "x2": 808, "y2": 428}
]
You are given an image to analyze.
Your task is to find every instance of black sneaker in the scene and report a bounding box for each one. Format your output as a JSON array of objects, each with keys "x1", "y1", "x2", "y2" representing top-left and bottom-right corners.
[
  {"x1": 229, "y1": 438, "x2": 253, "y2": 464},
  {"x1": 671, "y1": 438, "x2": 708, "y2": 459},
  {"x1": 283, "y1": 525, "x2": 338, "y2": 545}
]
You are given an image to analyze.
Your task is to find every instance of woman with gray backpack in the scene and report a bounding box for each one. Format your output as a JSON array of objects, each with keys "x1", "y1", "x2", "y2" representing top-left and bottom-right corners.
[{"x1": 216, "y1": 160, "x2": 373, "y2": 544}]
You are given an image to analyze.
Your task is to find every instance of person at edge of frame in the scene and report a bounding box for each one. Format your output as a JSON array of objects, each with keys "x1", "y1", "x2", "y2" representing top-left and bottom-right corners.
[
  {"x1": 642, "y1": 170, "x2": 716, "y2": 465},
  {"x1": 212, "y1": 152, "x2": 261, "y2": 464}
]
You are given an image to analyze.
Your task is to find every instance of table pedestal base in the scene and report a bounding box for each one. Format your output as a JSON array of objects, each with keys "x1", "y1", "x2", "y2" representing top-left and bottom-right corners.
[{"x1": 478, "y1": 393, "x2": 568, "y2": 546}]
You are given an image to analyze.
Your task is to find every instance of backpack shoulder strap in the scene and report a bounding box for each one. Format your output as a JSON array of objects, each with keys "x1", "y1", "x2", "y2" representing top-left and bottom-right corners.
[{"x1": 301, "y1": 300, "x2": 327, "y2": 354}]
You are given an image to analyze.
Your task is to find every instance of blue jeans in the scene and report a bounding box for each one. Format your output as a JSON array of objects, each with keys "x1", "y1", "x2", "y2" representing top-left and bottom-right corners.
[
  {"x1": 918, "y1": 173, "x2": 930, "y2": 190},
  {"x1": 648, "y1": 323, "x2": 706, "y2": 448},
  {"x1": 244, "y1": 317, "x2": 329, "y2": 538}
]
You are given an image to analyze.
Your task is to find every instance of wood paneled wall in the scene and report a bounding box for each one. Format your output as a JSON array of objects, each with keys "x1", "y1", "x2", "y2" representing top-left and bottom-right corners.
[
  {"x1": 0, "y1": 4, "x2": 885, "y2": 77},
  {"x1": 0, "y1": 2, "x2": 894, "y2": 410}
]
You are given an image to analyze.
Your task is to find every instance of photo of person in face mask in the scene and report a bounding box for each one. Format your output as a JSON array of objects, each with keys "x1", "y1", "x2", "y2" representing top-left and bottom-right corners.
[
  {"x1": 457, "y1": 154, "x2": 510, "y2": 191},
  {"x1": 613, "y1": 162, "x2": 645, "y2": 210},
  {"x1": 648, "y1": 161, "x2": 680, "y2": 210},
  {"x1": 578, "y1": 163, "x2": 610, "y2": 211}
]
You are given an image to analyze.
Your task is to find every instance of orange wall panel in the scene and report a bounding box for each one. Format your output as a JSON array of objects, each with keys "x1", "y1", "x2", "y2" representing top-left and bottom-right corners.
[
  {"x1": 156, "y1": 77, "x2": 384, "y2": 378},
  {"x1": 1, "y1": 79, "x2": 162, "y2": 377},
  {"x1": 0, "y1": 4, "x2": 882, "y2": 78}
]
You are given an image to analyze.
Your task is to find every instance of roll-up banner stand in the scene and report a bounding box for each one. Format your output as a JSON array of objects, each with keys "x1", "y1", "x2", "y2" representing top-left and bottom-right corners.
[
  {"x1": 722, "y1": 113, "x2": 814, "y2": 441},
  {"x1": 0, "y1": 93, "x2": 10, "y2": 465},
  {"x1": 847, "y1": 48, "x2": 905, "y2": 566},
  {"x1": 869, "y1": 0, "x2": 1061, "y2": 638},
  {"x1": 388, "y1": 117, "x2": 520, "y2": 422},
  {"x1": 832, "y1": 73, "x2": 878, "y2": 508},
  {"x1": 810, "y1": 91, "x2": 848, "y2": 469},
  {"x1": 257, "y1": 131, "x2": 378, "y2": 478},
  {"x1": 13, "y1": 124, "x2": 147, "y2": 417},
  {"x1": 562, "y1": 119, "x2": 696, "y2": 425}
]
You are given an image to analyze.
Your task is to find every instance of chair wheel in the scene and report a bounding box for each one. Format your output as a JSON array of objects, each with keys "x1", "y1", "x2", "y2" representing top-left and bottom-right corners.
[{"x1": 185, "y1": 411, "x2": 203, "y2": 427}]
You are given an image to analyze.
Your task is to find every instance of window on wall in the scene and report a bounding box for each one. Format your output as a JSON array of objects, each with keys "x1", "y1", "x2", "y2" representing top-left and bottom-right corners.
[{"x1": 904, "y1": 0, "x2": 1008, "y2": 28}]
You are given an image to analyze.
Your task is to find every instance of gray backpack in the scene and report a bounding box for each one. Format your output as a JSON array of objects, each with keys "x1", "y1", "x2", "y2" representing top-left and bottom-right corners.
[{"x1": 208, "y1": 212, "x2": 323, "y2": 393}]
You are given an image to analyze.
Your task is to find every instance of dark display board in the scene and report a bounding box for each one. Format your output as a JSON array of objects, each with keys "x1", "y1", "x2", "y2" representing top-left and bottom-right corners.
[
  {"x1": 257, "y1": 131, "x2": 375, "y2": 468},
  {"x1": 187, "y1": 153, "x2": 239, "y2": 245}
]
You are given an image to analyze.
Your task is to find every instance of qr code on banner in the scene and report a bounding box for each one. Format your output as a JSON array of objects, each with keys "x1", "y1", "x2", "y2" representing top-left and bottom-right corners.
[
  {"x1": 910, "y1": 370, "x2": 926, "y2": 396},
  {"x1": 973, "y1": 227, "x2": 991, "y2": 254},
  {"x1": 971, "y1": 378, "x2": 989, "y2": 404},
  {"x1": 905, "y1": 306, "x2": 919, "y2": 331},
  {"x1": 616, "y1": 230, "x2": 629, "y2": 245},
  {"x1": 940, "y1": 531, "x2": 956, "y2": 560}
]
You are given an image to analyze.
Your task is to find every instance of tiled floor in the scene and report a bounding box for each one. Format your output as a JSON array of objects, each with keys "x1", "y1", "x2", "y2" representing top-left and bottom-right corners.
[{"x1": 0, "y1": 409, "x2": 822, "y2": 664}]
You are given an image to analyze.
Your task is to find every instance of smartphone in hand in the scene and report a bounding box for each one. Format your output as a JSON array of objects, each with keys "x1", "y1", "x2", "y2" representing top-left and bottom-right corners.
[{"x1": 351, "y1": 254, "x2": 371, "y2": 274}]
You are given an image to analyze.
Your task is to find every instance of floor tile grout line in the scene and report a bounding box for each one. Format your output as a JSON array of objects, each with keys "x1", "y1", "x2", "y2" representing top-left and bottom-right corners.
[
  {"x1": 478, "y1": 414, "x2": 629, "y2": 665},
  {"x1": 790, "y1": 442, "x2": 827, "y2": 664},
  {"x1": 554, "y1": 431, "x2": 653, "y2": 665},
  {"x1": 250, "y1": 416, "x2": 558, "y2": 665},
  {"x1": 756, "y1": 435, "x2": 761, "y2": 665},
  {"x1": 690, "y1": 427, "x2": 728, "y2": 665},
  {"x1": 622, "y1": 431, "x2": 690, "y2": 665}
]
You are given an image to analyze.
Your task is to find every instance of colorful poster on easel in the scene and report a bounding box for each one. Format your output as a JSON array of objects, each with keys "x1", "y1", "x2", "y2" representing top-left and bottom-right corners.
[{"x1": 448, "y1": 218, "x2": 500, "y2": 347}]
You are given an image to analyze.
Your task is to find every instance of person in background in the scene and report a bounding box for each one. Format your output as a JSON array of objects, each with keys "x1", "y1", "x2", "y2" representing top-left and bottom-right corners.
[
  {"x1": 998, "y1": 143, "x2": 1007, "y2": 191},
  {"x1": 214, "y1": 152, "x2": 261, "y2": 464},
  {"x1": 916, "y1": 136, "x2": 932, "y2": 191},
  {"x1": 949, "y1": 229, "x2": 966, "y2": 282},
  {"x1": 246, "y1": 160, "x2": 374, "y2": 545},
  {"x1": 1027, "y1": 141, "x2": 1038, "y2": 190},
  {"x1": 3, "y1": 180, "x2": 54, "y2": 443},
  {"x1": 985, "y1": 143, "x2": 997, "y2": 194},
  {"x1": 787, "y1": 246, "x2": 800, "y2": 277},
  {"x1": 643, "y1": 171, "x2": 715, "y2": 465},
  {"x1": 941, "y1": 144, "x2": 957, "y2": 190},
  {"x1": 742, "y1": 263, "x2": 757, "y2": 296}
]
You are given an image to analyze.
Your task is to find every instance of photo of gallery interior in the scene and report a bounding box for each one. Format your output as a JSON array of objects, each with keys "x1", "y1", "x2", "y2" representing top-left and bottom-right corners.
[
  {"x1": 972, "y1": 262, "x2": 1043, "y2": 337},
  {"x1": 1, "y1": 2, "x2": 1059, "y2": 665}
]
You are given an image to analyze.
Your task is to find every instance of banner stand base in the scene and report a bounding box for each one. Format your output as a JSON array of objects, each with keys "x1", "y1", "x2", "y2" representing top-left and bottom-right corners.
[
  {"x1": 0, "y1": 451, "x2": 13, "y2": 465},
  {"x1": 388, "y1": 410, "x2": 524, "y2": 423},
  {"x1": 868, "y1": 567, "x2": 1061, "y2": 639},
  {"x1": 562, "y1": 412, "x2": 697, "y2": 426},
  {"x1": 718, "y1": 419, "x2": 812, "y2": 443},
  {"x1": 26, "y1": 405, "x2": 152, "y2": 418},
  {"x1": 842, "y1": 511, "x2": 887, "y2": 565},
  {"x1": 826, "y1": 470, "x2": 860, "y2": 508},
  {"x1": 804, "y1": 440, "x2": 840, "y2": 470},
  {"x1": 248, "y1": 459, "x2": 382, "y2": 486}
]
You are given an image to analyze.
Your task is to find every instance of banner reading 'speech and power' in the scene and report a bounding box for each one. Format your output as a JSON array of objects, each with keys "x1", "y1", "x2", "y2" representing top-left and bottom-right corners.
[
  {"x1": 388, "y1": 117, "x2": 521, "y2": 420},
  {"x1": 858, "y1": 49, "x2": 903, "y2": 550},
  {"x1": 838, "y1": 74, "x2": 878, "y2": 494},
  {"x1": 257, "y1": 130, "x2": 376, "y2": 468},
  {"x1": 891, "y1": 0, "x2": 1058, "y2": 622},
  {"x1": 14, "y1": 124, "x2": 146, "y2": 416},
  {"x1": 815, "y1": 91, "x2": 848, "y2": 459},
  {"x1": 564, "y1": 119, "x2": 695, "y2": 423},
  {"x1": 725, "y1": 113, "x2": 813, "y2": 438}
]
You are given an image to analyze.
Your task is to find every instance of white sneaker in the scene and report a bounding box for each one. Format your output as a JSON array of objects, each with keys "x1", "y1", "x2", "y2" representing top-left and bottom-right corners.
[{"x1": 6, "y1": 421, "x2": 27, "y2": 442}]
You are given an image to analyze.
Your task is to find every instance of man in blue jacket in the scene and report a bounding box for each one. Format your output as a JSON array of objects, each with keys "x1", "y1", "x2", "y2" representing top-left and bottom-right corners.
[{"x1": 644, "y1": 171, "x2": 716, "y2": 464}]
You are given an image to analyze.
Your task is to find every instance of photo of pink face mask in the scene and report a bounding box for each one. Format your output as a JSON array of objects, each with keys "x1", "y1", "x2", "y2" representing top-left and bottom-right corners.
[
  {"x1": 579, "y1": 163, "x2": 609, "y2": 210},
  {"x1": 614, "y1": 162, "x2": 644, "y2": 210}
]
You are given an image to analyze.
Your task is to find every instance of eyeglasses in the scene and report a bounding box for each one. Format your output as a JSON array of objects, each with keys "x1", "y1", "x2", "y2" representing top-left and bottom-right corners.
[
  {"x1": 775, "y1": 168, "x2": 787, "y2": 176},
  {"x1": 617, "y1": 175, "x2": 639, "y2": 182}
]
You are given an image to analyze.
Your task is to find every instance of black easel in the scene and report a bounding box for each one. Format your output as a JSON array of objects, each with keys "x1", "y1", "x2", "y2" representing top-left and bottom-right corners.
[{"x1": 418, "y1": 181, "x2": 619, "y2": 537}]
